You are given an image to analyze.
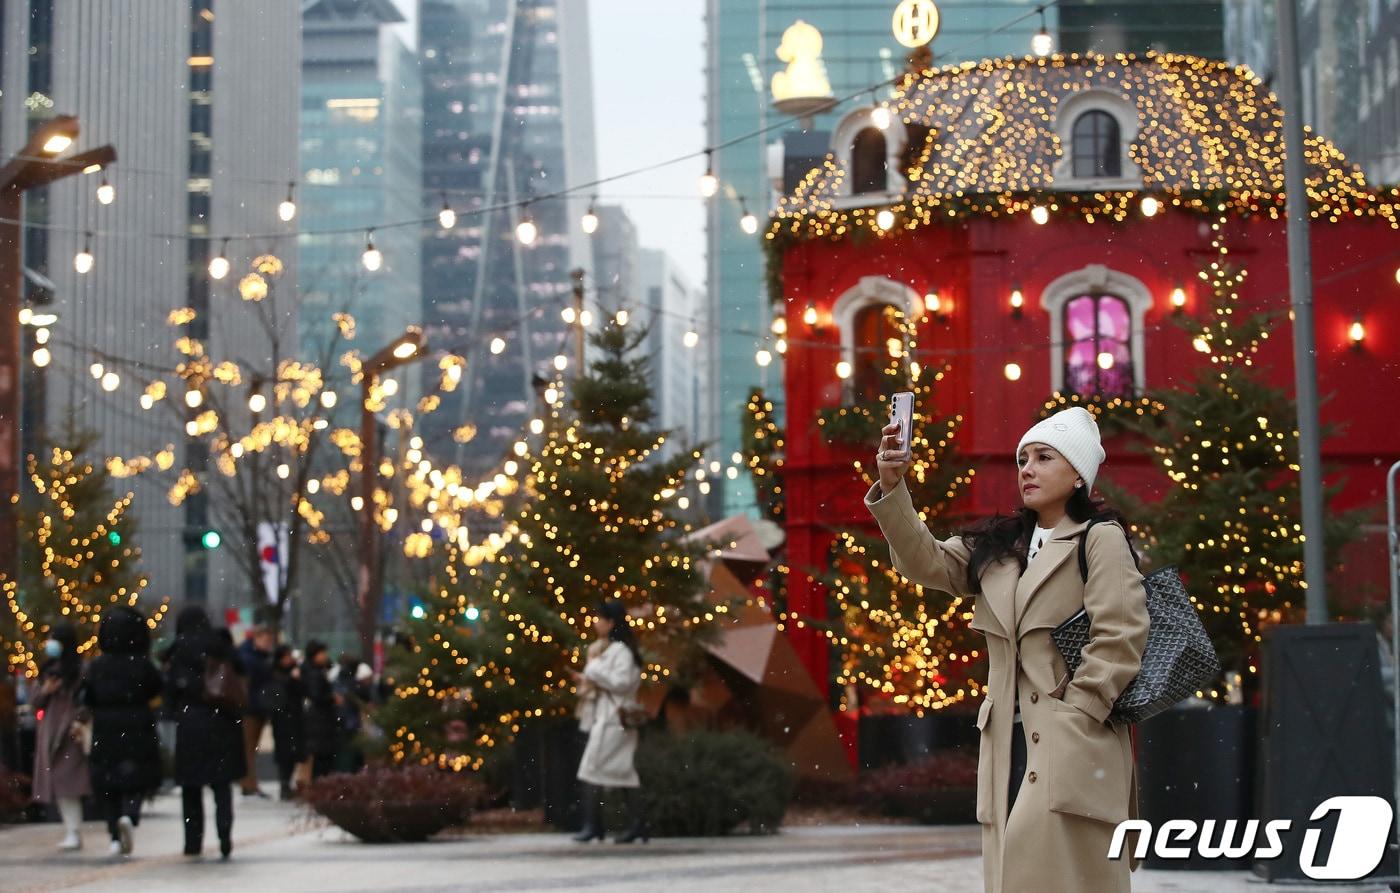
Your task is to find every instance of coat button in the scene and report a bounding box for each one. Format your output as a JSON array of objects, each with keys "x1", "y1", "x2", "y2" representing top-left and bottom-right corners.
[
  {"x1": 1030, "y1": 692, "x2": 1039, "y2": 704},
  {"x1": 1028, "y1": 771, "x2": 1038, "y2": 783},
  {"x1": 1031, "y1": 732, "x2": 1040, "y2": 744}
]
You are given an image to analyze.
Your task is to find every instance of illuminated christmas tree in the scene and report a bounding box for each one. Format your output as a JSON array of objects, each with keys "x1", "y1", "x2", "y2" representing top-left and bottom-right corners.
[
  {"x1": 3, "y1": 430, "x2": 158, "y2": 675},
  {"x1": 1130, "y1": 220, "x2": 1359, "y2": 699},
  {"x1": 378, "y1": 316, "x2": 716, "y2": 771}
]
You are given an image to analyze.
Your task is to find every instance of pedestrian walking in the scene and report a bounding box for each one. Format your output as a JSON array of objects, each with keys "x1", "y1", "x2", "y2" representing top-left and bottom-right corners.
[
  {"x1": 31, "y1": 622, "x2": 91, "y2": 851},
  {"x1": 264, "y1": 644, "x2": 305, "y2": 799},
  {"x1": 82, "y1": 606, "x2": 162, "y2": 857},
  {"x1": 868, "y1": 406, "x2": 1148, "y2": 892},
  {"x1": 165, "y1": 606, "x2": 246, "y2": 860},
  {"x1": 331, "y1": 654, "x2": 373, "y2": 773},
  {"x1": 236, "y1": 624, "x2": 274, "y2": 798},
  {"x1": 301, "y1": 641, "x2": 340, "y2": 779},
  {"x1": 571, "y1": 599, "x2": 648, "y2": 844}
]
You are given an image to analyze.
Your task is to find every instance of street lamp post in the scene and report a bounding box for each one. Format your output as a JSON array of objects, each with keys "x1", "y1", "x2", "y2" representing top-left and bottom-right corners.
[
  {"x1": 0, "y1": 115, "x2": 116, "y2": 586},
  {"x1": 356, "y1": 328, "x2": 427, "y2": 659}
]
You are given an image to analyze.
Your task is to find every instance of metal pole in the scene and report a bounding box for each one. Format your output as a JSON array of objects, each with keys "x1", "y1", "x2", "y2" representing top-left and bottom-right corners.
[
  {"x1": 1387, "y1": 460, "x2": 1400, "y2": 853},
  {"x1": 356, "y1": 374, "x2": 381, "y2": 659},
  {"x1": 0, "y1": 191, "x2": 21, "y2": 588},
  {"x1": 571, "y1": 268, "x2": 585, "y2": 372},
  {"x1": 1275, "y1": 0, "x2": 1329, "y2": 623}
]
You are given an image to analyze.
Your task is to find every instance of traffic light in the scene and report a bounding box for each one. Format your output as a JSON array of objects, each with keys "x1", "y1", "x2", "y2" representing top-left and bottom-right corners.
[{"x1": 200, "y1": 530, "x2": 222, "y2": 549}]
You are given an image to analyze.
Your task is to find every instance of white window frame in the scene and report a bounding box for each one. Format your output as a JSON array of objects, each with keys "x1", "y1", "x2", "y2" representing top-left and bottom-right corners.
[
  {"x1": 832, "y1": 276, "x2": 922, "y2": 385},
  {"x1": 1052, "y1": 91, "x2": 1142, "y2": 191},
  {"x1": 1040, "y1": 264, "x2": 1152, "y2": 395},
  {"x1": 830, "y1": 107, "x2": 908, "y2": 210}
]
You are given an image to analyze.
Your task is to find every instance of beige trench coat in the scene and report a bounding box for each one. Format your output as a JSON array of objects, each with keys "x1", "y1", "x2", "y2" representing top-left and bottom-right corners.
[
  {"x1": 866, "y1": 481, "x2": 1149, "y2": 893},
  {"x1": 576, "y1": 641, "x2": 642, "y2": 788}
]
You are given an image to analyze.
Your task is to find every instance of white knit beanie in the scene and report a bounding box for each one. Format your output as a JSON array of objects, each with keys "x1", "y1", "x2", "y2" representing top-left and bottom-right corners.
[{"x1": 1015, "y1": 407, "x2": 1106, "y2": 489}]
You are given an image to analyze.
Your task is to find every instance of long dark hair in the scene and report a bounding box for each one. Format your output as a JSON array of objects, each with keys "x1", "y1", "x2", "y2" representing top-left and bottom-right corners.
[
  {"x1": 960, "y1": 487, "x2": 1131, "y2": 595},
  {"x1": 43, "y1": 621, "x2": 83, "y2": 686},
  {"x1": 596, "y1": 600, "x2": 643, "y2": 668}
]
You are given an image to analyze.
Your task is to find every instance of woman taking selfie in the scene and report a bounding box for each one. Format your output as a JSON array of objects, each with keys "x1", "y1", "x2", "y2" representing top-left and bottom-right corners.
[{"x1": 867, "y1": 406, "x2": 1148, "y2": 892}]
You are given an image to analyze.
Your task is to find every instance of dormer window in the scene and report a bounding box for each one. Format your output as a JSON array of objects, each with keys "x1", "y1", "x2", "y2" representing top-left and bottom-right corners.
[
  {"x1": 851, "y1": 128, "x2": 889, "y2": 195},
  {"x1": 1071, "y1": 111, "x2": 1121, "y2": 179}
]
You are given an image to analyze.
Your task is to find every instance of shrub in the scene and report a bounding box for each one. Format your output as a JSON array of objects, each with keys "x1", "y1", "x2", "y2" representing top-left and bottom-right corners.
[
  {"x1": 860, "y1": 749, "x2": 979, "y2": 824},
  {"x1": 304, "y1": 765, "x2": 486, "y2": 843},
  {"x1": 633, "y1": 730, "x2": 795, "y2": 836}
]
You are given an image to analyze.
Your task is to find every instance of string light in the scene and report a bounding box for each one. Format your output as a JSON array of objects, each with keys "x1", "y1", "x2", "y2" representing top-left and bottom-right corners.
[
  {"x1": 185, "y1": 389, "x2": 203, "y2": 408},
  {"x1": 1140, "y1": 195, "x2": 1160, "y2": 217},
  {"x1": 438, "y1": 194, "x2": 456, "y2": 230},
  {"x1": 755, "y1": 347, "x2": 772, "y2": 367},
  {"x1": 683, "y1": 329, "x2": 699, "y2": 348},
  {"x1": 1170, "y1": 286, "x2": 1188, "y2": 311},
  {"x1": 515, "y1": 209, "x2": 538, "y2": 246},
  {"x1": 1032, "y1": 6, "x2": 1053, "y2": 57},
  {"x1": 875, "y1": 209, "x2": 896, "y2": 230},
  {"x1": 771, "y1": 316, "x2": 787, "y2": 336},
  {"x1": 90, "y1": 363, "x2": 104, "y2": 380},
  {"x1": 248, "y1": 393, "x2": 267, "y2": 413},
  {"x1": 835, "y1": 360, "x2": 852, "y2": 379},
  {"x1": 100, "y1": 371, "x2": 120, "y2": 392},
  {"x1": 209, "y1": 239, "x2": 231, "y2": 280},
  {"x1": 615, "y1": 309, "x2": 629, "y2": 327},
  {"x1": 278, "y1": 182, "x2": 297, "y2": 222},
  {"x1": 871, "y1": 101, "x2": 892, "y2": 131},
  {"x1": 95, "y1": 174, "x2": 115, "y2": 206},
  {"x1": 581, "y1": 198, "x2": 599, "y2": 234},
  {"x1": 803, "y1": 303, "x2": 819, "y2": 326},
  {"x1": 1010, "y1": 288, "x2": 1025, "y2": 317},
  {"x1": 74, "y1": 233, "x2": 94, "y2": 274},
  {"x1": 320, "y1": 390, "x2": 337, "y2": 409},
  {"x1": 490, "y1": 337, "x2": 506, "y2": 355},
  {"x1": 32, "y1": 347, "x2": 51, "y2": 367},
  {"x1": 698, "y1": 150, "x2": 719, "y2": 198},
  {"x1": 561, "y1": 306, "x2": 577, "y2": 324},
  {"x1": 362, "y1": 230, "x2": 382, "y2": 271},
  {"x1": 1031, "y1": 206, "x2": 1050, "y2": 225},
  {"x1": 739, "y1": 197, "x2": 758, "y2": 234},
  {"x1": 1004, "y1": 362, "x2": 1022, "y2": 381}
]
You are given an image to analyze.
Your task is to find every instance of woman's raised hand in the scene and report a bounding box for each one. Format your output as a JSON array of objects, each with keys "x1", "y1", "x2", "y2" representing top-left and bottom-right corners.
[{"x1": 876, "y1": 422, "x2": 911, "y2": 495}]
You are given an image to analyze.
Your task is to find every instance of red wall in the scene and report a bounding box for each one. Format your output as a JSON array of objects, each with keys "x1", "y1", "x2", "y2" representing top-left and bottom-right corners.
[{"x1": 778, "y1": 211, "x2": 1400, "y2": 687}]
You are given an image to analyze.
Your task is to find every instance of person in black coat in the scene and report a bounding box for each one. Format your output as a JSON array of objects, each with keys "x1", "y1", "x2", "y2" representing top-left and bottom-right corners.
[
  {"x1": 235, "y1": 626, "x2": 274, "y2": 797},
  {"x1": 301, "y1": 641, "x2": 340, "y2": 779},
  {"x1": 263, "y1": 645, "x2": 305, "y2": 799},
  {"x1": 83, "y1": 606, "x2": 163, "y2": 857},
  {"x1": 165, "y1": 605, "x2": 245, "y2": 860}
]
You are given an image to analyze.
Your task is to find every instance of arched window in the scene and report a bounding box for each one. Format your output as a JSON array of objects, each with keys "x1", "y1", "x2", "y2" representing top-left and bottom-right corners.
[
  {"x1": 1071, "y1": 110, "x2": 1121, "y2": 179},
  {"x1": 1064, "y1": 294, "x2": 1133, "y2": 397},
  {"x1": 851, "y1": 127, "x2": 888, "y2": 195},
  {"x1": 852, "y1": 303, "x2": 901, "y2": 402}
]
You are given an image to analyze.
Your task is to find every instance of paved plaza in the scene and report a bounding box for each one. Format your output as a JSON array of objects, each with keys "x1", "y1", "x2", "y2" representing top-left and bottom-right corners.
[{"x1": 2, "y1": 791, "x2": 1392, "y2": 893}]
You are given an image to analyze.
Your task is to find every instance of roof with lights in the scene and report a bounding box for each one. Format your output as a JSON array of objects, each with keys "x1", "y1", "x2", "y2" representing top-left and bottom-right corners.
[{"x1": 771, "y1": 52, "x2": 1400, "y2": 238}]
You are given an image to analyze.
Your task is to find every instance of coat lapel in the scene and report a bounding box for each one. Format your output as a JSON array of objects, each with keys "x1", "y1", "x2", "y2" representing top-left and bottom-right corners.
[
  {"x1": 975, "y1": 559, "x2": 1019, "y2": 641},
  {"x1": 1014, "y1": 516, "x2": 1088, "y2": 634}
]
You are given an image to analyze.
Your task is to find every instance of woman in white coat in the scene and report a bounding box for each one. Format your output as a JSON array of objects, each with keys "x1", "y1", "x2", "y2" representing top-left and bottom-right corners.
[{"x1": 571, "y1": 599, "x2": 647, "y2": 844}]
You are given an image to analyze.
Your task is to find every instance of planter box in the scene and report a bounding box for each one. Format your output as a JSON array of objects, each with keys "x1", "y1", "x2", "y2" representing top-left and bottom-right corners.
[{"x1": 1135, "y1": 703, "x2": 1255, "y2": 870}]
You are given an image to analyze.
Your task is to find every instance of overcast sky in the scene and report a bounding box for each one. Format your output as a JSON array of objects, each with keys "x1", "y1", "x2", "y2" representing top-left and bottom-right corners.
[{"x1": 588, "y1": 0, "x2": 707, "y2": 288}]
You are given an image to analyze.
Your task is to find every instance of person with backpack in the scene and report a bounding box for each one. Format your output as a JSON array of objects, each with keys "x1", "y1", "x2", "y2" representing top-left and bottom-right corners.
[
  {"x1": 83, "y1": 606, "x2": 163, "y2": 857},
  {"x1": 868, "y1": 406, "x2": 1149, "y2": 893},
  {"x1": 164, "y1": 606, "x2": 246, "y2": 860}
]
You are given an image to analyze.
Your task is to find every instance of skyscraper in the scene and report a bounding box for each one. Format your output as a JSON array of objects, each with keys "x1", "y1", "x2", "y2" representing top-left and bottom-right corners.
[
  {"x1": 0, "y1": 0, "x2": 300, "y2": 607},
  {"x1": 704, "y1": 1, "x2": 1046, "y2": 516},
  {"x1": 640, "y1": 248, "x2": 705, "y2": 462},
  {"x1": 300, "y1": 0, "x2": 423, "y2": 380},
  {"x1": 418, "y1": 0, "x2": 597, "y2": 476}
]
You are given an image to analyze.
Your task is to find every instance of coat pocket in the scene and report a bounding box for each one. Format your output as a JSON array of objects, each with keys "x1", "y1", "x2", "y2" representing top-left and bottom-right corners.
[
  {"x1": 1044, "y1": 698, "x2": 1131, "y2": 825},
  {"x1": 974, "y1": 697, "x2": 994, "y2": 824}
]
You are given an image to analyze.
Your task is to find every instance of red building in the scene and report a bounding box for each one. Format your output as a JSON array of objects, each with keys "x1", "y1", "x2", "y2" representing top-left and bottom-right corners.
[{"x1": 767, "y1": 53, "x2": 1400, "y2": 696}]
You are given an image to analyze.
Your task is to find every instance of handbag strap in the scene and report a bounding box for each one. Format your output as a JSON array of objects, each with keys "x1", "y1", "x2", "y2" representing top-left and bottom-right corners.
[{"x1": 1077, "y1": 517, "x2": 1141, "y2": 583}]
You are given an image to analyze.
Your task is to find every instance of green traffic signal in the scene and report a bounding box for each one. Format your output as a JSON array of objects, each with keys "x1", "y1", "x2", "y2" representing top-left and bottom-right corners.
[
  {"x1": 200, "y1": 530, "x2": 222, "y2": 549},
  {"x1": 107, "y1": 530, "x2": 121, "y2": 546}
]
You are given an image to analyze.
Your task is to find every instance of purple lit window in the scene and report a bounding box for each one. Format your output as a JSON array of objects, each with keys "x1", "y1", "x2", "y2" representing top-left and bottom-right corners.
[{"x1": 1064, "y1": 294, "x2": 1133, "y2": 397}]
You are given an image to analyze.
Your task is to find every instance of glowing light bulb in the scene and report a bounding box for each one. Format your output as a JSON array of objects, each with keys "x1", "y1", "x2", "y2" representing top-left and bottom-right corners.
[
  {"x1": 740, "y1": 209, "x2": 758, "y2": 234},
  {"x1": 683, "y1": 330, "x2": 698, "y2": 348},
  {"x1": 438, "y1": 196, "x2": 456, "y2": 229},
  {"x1": 32, "y1": 347, "x2": 51, "y2": 367},
  {"x1": 209, "y1": 253, "x2": 230, "y2": 280},
  {"x1": 1140, "y1": 196, "x2": 1160, "y2": 217},
  {"x1": 278, "y1": 183, "x2": 297, "y2": 221},
  {"x1": 561, "y1": 307, "x2": 577, "y2": 324},
  {"x1": 553, "y1": 354, "x2": 568, "y2": 371},
  {"x1": 1010, "y1": 289, "x2": 1025, "y2": 311},
  {"x1": 185, "y1": 389, "x2": 203, "y2": 408},
  {"x1": 490, "y1": 337, "x2": 506, "y2": 355},
  {"x1": 90, "y1": 363, "x2": 105, "y2": 379},
  {"x1": 140, "y1": 394, "x2": 154, "y2": 410},
  {"x1": 581, "y1": 201, "x2": 599, "y2": 234},
  {"x1": 100, "y1": 371, "x2": 119, "y2": 391},
  {"x1": 698, "y1": 151, "x2": 719, "y2": 198},
  {"x1": 248, "y1": 393, "x2": 267, "y2": 413},
  {"x1": 875, "y1": 209, "x2": 896, "y2": 230},
  {"x1": 1170, "y1": 287, "x2": 1187, "y2": 309},
  {"x1": 321, "y1": 390, "x2": 337, "y2": 409},
  {"x1": 1349, "y1": 319, "x2": 1366, "y2": 346},
  {"x1": 515, "y1": 215, "x2": 538, "y2": 245},
  {"x1": 351, "y1": 496, "x2": 364, "y2": 511},
  {"x1": 1097, "y1": 352, "x2": 1116, "y2": 370},
  {"x1": 835, "y1": 360, "x2": 853, "y2": 379},
  {"x1": 755, "y1": 348, "x2": 772, "y2": 367},
  {"x1": 1004, "y1": 363, "x2": 1022, "y2": 381},
  {"x1": 74, "y1": 244, "x2": 94, "y2": 274},
  {"x1": 96, "y1": 177, "x2": 115, "y2": 205},
  {"x1": 803, "y1": 304, "x2": 819, "y2": 326},
  {"x1": 362, "y1": 235, "x2": 383, "y2": 272},
  {"x1": 1031, "y1": 206, "x2": 1050, "y2": 225},
  {"x1": 871, "y1": 104, "x2": 892, "y2": 130},
  {"x1": 1032, "y1": 26, "x2": 1053, "y2": 57},
  {"x1": 616, "y1": 309, "x2": 629, "y2": 327}
]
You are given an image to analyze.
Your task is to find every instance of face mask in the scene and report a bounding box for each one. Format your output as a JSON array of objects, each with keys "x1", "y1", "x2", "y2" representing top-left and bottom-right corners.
[{"x1": 43, "y1": 639, "x2": 62, "y2": 659}]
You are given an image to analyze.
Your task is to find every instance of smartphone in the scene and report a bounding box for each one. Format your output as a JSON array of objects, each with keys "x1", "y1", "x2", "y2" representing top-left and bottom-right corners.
[{"x1": 889, "y1": 391, "x2": 914, "y2": 461}]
